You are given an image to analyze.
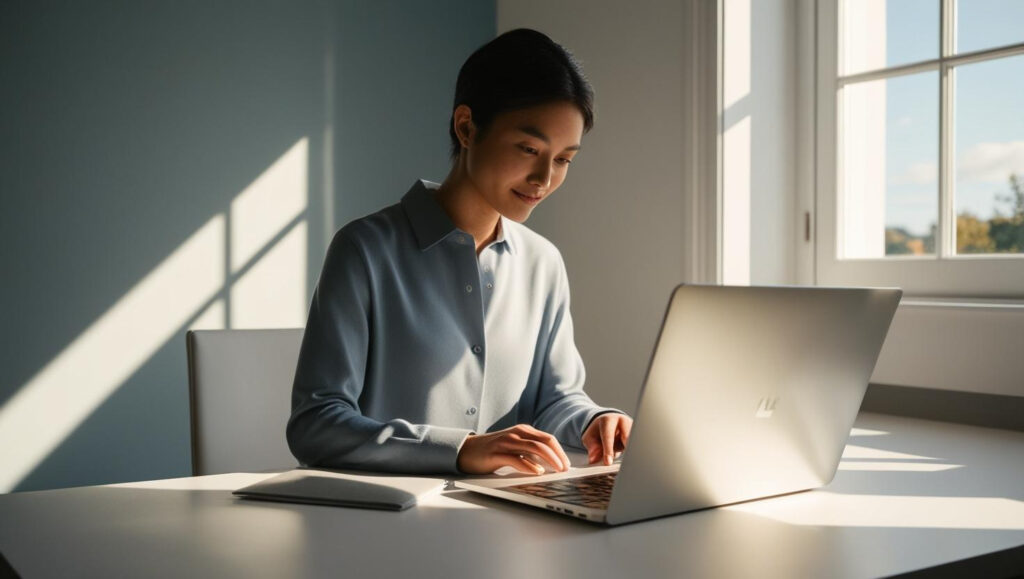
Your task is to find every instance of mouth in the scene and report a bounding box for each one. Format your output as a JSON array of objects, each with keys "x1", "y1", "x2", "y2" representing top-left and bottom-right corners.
[{"x1": 513, "y1": 189, "x2": 543, "y2": 206}]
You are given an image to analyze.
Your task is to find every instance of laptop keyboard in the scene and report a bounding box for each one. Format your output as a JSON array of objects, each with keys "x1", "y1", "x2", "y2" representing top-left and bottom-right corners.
[{"x1": 507, "y1": 472, "x2": 617, "y2": 510}]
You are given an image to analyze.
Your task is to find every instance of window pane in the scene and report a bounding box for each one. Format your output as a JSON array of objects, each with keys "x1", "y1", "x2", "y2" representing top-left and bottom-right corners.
[
  {"x1": 956, "y1": 0, "x2": 1024, "y2": 54},
  {"x1": 954, "y1": 54, "x2": 1024, "y2": 255},
  {"x1": 842, "y1": 0, "x2": 939, "y2": 76},
  {"x1": 842, "y1": 72, "x2": 939, "y2": 258}
]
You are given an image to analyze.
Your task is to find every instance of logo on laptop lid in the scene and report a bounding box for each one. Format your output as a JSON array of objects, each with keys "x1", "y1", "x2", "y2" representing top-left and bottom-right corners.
[{"x1": 755, "y1": 397, "x2": 779, "y2": 418}]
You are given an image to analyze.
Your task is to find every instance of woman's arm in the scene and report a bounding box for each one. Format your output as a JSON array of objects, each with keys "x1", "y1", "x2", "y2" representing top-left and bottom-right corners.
[
  {"x1": 286, "y1": 229, "x2": 471, "y2": 474},
  {"x1": 531, "y1": 253, "x2": 628, "y2": 451}
]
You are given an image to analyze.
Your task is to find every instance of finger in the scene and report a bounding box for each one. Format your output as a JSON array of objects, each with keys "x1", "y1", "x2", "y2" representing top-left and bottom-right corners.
[
  {"x1": 582, "y1": 420, "x2": 605, "y2": 464},
  {"x1": 507, "y1": 454, "x2": 544, "y2": 475},
  {"x1": 503, "y1": 439, "x2": 564, "y2": 473},
  {"x1": 620, "y1": 418, "x2": 632, "y2": 448},
  {"x1": 521, "y1": 440, "x2": 564, "y2": 472},
  {"x1": 600, "y1": 417, "x2": 617, "y2": 465},
  {"x1": 582, "y1": 431, "x2": 600, "y2": 463},
  {"x1": 492, "y1": 453, "x2": 543, "y2": 475},
  {"x1": 543, "y1": 434, "x2": 571, "y2": 472},
  {"x1": 585, "y1": 421, "x2": 606, "y2": 464},
  {"x1": 517, "y1": 427, "x2": 571, "y2": 472}
]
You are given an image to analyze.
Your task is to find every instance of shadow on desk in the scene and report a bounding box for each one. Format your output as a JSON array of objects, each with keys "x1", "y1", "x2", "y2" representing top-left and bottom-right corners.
[{"x1": 833, "y1": 414, "x2": 1024, "y2": 500}]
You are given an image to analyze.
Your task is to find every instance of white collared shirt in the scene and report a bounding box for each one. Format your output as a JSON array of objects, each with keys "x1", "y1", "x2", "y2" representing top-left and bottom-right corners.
[{"x1": 287, "y1": 180, "x2": 621, "y2": 473}]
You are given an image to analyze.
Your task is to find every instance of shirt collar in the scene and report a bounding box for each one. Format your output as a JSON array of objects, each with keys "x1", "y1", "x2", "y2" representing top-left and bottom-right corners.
[
  {"x1": 492, "y1": 215, "x2": 518, "y2": 254},
  {"x1": 401, "y1": 180, "x2": 454, "y2": 251},
  {"x1": 401, "y1": 179, "x2": 517, "y2": 254}
]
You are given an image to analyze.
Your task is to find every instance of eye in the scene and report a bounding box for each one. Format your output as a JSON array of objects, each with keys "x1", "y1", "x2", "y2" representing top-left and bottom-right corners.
[
  {"x1": 519, "y1": 145, "x2": 539, "y2": 155},
  {"x1": 556, "y1": 157, "x2": 572, "y2": 166}
]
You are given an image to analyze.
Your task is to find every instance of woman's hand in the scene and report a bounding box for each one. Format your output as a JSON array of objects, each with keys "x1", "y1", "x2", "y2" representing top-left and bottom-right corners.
[
  {"x1": 456, "y1": 424, "x2": 571, "y2": 475},
  {"x1": 582, "y1": 413, "x2": 633, "y2": 466}
]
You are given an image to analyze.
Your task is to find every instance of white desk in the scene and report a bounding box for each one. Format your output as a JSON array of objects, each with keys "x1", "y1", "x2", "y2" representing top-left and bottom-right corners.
[{"x1": 2, "y1": 413, "x2": 1023, "y2": 578}]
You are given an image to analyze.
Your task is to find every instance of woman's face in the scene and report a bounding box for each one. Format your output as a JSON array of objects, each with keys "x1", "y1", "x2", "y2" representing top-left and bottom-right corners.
[{"x1": 462, "y1": 100, "x2": 585, "y2": 223}]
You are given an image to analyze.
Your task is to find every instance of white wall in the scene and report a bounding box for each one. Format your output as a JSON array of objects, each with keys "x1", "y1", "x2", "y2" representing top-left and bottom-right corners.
[
  {"x1": 498, "y1": 0, "x2": 689, "y2": 413},
  {"x1": 498, "y1": 0, "x2": 801, "y2": 411},
  {"x1": 723, "y1": 0, "x2": 798, "y2": 285},
  {"x1": 841, "y1": 0, "x2": 888, "y2": 258}
]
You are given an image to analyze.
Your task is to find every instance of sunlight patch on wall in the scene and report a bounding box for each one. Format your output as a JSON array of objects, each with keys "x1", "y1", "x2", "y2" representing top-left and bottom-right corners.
[
  {"x1": 722, "y1": 0, "x2": 752, "y2": 285},
  {"x1": 723, "y1": 0, "x2": 750, "y2": 110},
  {"x1": 228, "y1": 137, "x2": 308, "y2": 328},
  {"x1": 0, "y1": 137, "x2": 311, "y2": 492},
  {"x1": 841, "y1": 79, "x2": 888, "y2": 258},
  {"x1": 230, "y1": 138, "x2": 309, "y2": 272},
  {"x1": 0, "y1": 215, "x2": 226, "y2": 492},
  {"x1": 231, "y1": 220, "x2": 308, "y2": 328},
  {"x1": 191, "y1": 299, "x2": 227, "y2": 331},
  {"x1": 723, "y1": 116, "x2": 751, "y2": 285},
  {"x1": 839, "y1": 1, "x2": 888, "y2": 257}
]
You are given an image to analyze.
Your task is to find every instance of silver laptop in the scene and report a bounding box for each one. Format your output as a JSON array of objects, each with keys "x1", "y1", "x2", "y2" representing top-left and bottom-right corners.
[{"x1": 455, "y1": 284, "x2": 902, "y2": 525}]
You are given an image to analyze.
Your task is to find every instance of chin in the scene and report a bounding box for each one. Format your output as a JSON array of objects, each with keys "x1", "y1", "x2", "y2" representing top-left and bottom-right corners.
[{"x1": 504, "y1": 207, "x2": 534, "y2": 223}]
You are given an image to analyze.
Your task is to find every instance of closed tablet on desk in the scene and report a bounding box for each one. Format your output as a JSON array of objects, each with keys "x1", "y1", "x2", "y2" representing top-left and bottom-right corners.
[{"x1": 233, "y1": 468, "x2": 445, "y2": 511}]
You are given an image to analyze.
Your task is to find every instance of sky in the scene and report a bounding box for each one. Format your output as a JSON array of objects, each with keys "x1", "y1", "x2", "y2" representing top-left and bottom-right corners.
[{"x1": 844, "y1": 0, "x2": 1024, "y2": 238}]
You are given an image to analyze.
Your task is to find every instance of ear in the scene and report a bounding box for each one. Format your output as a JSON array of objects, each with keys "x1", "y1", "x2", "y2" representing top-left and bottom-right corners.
[{"x1": 452, "y1": 104, "x2": 476, "y2": 150}]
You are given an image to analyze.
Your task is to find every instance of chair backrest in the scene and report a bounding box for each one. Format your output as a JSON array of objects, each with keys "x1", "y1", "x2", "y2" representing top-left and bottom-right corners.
[{"x1": 186, "y1": 329, "x2": 303, "y2": 476}]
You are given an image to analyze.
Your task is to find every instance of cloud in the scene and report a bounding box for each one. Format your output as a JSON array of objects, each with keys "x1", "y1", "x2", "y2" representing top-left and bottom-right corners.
[
  {"x1": 958, "y1": 141, "x2": 1024, "y2": 184},
  {"x1": 891, "y1": 162, "x2": 937, "y2": 185},
  {"x1": 896, "y1": 116, "x2": 913, "y2": 128}
]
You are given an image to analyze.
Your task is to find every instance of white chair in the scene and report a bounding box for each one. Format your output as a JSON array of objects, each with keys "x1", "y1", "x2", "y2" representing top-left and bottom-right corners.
[{"x1": 186, "y1": 329, "x2": 303, "y2": 476}]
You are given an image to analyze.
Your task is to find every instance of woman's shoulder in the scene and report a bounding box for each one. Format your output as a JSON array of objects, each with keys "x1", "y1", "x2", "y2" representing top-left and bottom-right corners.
[
  {"x1": 338, "y1": 202, "x2": 408, "y2": 241},
  {"x1": 504, "y1": 219, "x2": 566, "y2": 271},
  {"x1": 328, "y1": 202, "x2": 410, "y2": 260}
]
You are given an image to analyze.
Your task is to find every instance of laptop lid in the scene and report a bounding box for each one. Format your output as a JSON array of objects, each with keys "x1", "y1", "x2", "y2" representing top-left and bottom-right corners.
[{"x1": 604, "y1": 284, "x2": 901, "y2": 525}]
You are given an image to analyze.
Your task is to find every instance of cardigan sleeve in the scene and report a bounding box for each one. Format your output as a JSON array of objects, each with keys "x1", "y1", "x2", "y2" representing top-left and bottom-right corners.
[{"x1": 286, "y1": 229, "x2": 473, "y2": 474}]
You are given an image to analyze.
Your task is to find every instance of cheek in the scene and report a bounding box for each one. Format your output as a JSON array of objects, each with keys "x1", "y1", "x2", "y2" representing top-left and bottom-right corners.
[
  {"x1": 487, "y1": 154, "x2": 529, "y2": 187},
  {"x1": 469, "y1": 145, "x2": 520, "y2": 183}
]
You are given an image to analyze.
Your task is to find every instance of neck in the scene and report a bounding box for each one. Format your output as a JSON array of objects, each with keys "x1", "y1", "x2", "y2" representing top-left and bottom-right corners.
[{"x1": 435, "y1": 158, "x2": 501, "y2": 254}]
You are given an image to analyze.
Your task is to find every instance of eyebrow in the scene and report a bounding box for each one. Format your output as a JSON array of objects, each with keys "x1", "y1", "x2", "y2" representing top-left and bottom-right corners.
[{"x1": 516, "y1": 125, "x2": 581, "y2": 152}]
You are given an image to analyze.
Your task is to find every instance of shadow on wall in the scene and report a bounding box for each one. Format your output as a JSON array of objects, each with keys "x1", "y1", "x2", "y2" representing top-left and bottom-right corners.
[
  {"x1": 0, "y1": 2, "x2": 331, "y2": 493},
  {"x1": 0, "y1": 0, "x2": 495, "y2": 492}
]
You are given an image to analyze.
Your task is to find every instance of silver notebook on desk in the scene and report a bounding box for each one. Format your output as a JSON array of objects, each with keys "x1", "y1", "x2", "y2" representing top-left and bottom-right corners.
[
  {"x1": 455, "y1": 284, "x2": 902, "y2": 525},
  {"x1": 233, "y1": 468, "x2": 445, "y2": 511}
]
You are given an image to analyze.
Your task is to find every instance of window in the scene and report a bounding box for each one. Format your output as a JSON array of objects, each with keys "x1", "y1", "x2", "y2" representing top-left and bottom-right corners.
[{"x1": 816, "y1": 0, "x2": 1024, "y2": 297}]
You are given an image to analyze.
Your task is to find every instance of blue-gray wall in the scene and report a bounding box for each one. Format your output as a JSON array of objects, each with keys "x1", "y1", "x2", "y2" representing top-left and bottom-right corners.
[{"x1": 0, "y1": 0, "x2": 495, "y2": 492}]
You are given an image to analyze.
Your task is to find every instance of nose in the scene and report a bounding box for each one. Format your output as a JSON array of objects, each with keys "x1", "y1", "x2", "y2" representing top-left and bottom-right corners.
[{"x1": 527, "y1": 158, "x2": 553, "y2": 191}]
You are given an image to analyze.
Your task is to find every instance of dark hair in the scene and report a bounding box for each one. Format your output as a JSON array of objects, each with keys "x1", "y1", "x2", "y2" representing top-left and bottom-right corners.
[{"x1": 449, "y1": 28, "x2": 595, "y2": 160}]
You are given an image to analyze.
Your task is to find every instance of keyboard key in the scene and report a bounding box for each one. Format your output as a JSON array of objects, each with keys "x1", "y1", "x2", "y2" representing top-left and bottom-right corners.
[{"x1": 508, "y1": 472, "x2": 618, "y2": 509}]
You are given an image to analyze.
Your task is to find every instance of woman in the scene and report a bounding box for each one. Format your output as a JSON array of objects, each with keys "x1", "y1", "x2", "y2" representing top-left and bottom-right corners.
[{"x1": 287, "y1": 28, "x2": 632, "y2": 476}]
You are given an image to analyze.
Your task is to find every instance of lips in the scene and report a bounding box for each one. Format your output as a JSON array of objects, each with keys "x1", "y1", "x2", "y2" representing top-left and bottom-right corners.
[{"x1": 513, "y1": 189, "x2": 543, "y2": 205}]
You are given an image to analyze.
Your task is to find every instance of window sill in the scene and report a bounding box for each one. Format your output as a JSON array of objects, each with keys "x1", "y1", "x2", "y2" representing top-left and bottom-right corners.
[
  {"x1": 900, "y1": 297, "x2": 1024, "y2": 310},
  {"x1": 870, "y1": 299, "x2": 1024, "y2": 398}
]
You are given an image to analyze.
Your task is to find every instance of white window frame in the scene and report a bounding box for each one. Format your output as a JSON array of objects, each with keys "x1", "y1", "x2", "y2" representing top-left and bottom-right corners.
[
  {"x1": 804, "y1": 0, "x2": 1024, "y2": 399},
  {"x1": 816, "y1": 0, "x2": 1024, "y2": 299}
]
